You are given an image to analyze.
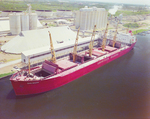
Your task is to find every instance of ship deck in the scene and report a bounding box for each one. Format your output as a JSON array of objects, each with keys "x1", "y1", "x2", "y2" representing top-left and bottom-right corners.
[{"x1": 11, "y1": 44, "x2": 124, "y2": 82}]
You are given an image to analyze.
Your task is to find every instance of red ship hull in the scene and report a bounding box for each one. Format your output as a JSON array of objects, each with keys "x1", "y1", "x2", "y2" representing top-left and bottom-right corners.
[{"x1": 10, "y1": 43, "x2": 136, "y2": 95}]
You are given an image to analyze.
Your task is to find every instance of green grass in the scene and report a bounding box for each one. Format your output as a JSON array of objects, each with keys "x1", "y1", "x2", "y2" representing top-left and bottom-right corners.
[
  {"x1": 123, "y1": 23, "x2": 140, "y2": 28},
  {"x1": 115, "y1": 10, "x2": 150, "y2": 16},
  {"x1": 0, "y1": 1, "x2": 112, "y2": 12},
  {"x1": 0, "y1": 1, "x2": 84, "y2": 11},
  {"x1": 132, "y1": 29, "x2": 150, "y2": 35},
  {"x1": 48, "y1": 24, "x2": 57, "y2": 27},
  {"x1": 0, "y1": 72, "x2": 14, "y2": 78}
]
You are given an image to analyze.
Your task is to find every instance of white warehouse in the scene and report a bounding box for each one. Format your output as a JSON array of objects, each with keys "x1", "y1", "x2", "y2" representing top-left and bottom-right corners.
[{"x1": 75, "y1": 6, "x2": 108, "y2": 31}]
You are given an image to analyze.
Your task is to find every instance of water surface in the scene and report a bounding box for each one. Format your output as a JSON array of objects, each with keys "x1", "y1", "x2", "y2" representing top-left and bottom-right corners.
[{"x1": 0, "y1": 34, "x2": 150, "y2": 119}]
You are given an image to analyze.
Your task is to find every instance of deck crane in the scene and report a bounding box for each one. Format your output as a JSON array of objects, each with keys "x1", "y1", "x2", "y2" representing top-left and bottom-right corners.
[
  {"x1": 48, "y1": 31, "x2": 56, "y2": 63},
  {"x1": 112, "y1": 21, "x2": 119, "y2": 47},
  {"x1": 101, "y1": 22, "x2": 109, "y2": 51},
  {"x1": 73, "y1": 28, "x2": 80, "y2": 62},
  {"x1": 89, "y1": 25, "x2": 96, "y2": 57}
]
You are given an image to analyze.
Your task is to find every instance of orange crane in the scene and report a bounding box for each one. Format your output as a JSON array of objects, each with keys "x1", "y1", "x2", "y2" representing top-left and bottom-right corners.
[
  {"x1": 112, "y1": 21, "x2": 119, "y2": 47},
  {"x1": 48, "y1": 31, "x2": 56, "y2": 63},
  {"x1": 89, "y1": 25, "x2": 96, "y2": 57},
  {"x1": 73, "y1": 28, "x2": 80, "y2": 62},
  {"x1": 101, "y1": 22, "x2": 109, "y2": 51}
]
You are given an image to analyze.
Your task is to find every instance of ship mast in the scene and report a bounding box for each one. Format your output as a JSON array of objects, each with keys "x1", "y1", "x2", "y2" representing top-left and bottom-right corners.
[
  {"x1": 48, "y1": 31, "x2": 56, "y2": 63},
  {"x1": 112, "y1": 21, "x2": 119, "y2": 47},
  {"x1": 89, "y1": 25, "x2": 96, "y2": 57},
  {"x1": 101, "y1": 22, "x2": 109, "y2": 51},
  {"x1": 73, "y1": 27, "x2": 80, "y2": 62}
]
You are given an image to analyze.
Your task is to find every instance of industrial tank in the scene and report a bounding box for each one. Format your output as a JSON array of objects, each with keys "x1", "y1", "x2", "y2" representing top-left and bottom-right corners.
[
  {"x1": 75, "y1": 11, "x2": 80, "y2": 29},
  {"x1": 29, "y1": 13, "x2": 37, "y2": 30},
  {"x1": 9, "y1": 13, "x2": 21, "y2": 35},
  {"x1": 90, "y1": 7, "x2": 97, "y2": 30},
  {"x1": 21, "y1": 13, "x2": 29, "y2": 31},
  {"x1": 104, "y1": 11, "x2": 108, "y2": 28},
  {"x1": 79, "y1": 7, "x2": 93, "y2": 30},
  {"x1": 98, "y1": 8, "x2": 106, "y2": 29},
  {"x1": 75, "y1": 6, "x2": 108, "y2": 31}
]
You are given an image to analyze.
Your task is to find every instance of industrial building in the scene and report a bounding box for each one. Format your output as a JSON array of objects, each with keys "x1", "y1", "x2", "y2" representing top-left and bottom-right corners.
[
  {"x1": 56, "y1": 10, "x2": 72, "y2": 17},
  {"x1": 35, "y1": 10, "x2": 53, "y2": 18},
  {"x1": 0, "y1": 11, "x2": 23, "y2": 17},
  {"x1": 1, "y1": 26, "x2": 98, "y2": 54},
  {"x1": 0, "y1": 17, "x2": 42, "y2": 32},
  {"x1": 21, "y1": 34, "x2": 99, "y2": 64},
  {"x1": 75, "y1": 6, "x2": 108, "y2": 31},
  {"x1": 9, "y1": 12, "x2": 38, "y2": 35}
]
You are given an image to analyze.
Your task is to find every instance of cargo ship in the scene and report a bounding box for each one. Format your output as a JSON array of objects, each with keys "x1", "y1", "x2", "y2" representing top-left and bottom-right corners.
[{"x1": 10, "y1": 24, "x2": 137, "y2": 96}]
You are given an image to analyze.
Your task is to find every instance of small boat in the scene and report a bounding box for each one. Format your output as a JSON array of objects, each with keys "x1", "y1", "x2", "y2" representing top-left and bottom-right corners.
[{"x1": 10, "y1": 24, "x2": 137, "y2": 96}]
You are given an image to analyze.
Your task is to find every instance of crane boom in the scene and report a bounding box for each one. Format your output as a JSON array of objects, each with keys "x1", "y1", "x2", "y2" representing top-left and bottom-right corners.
[
  {"x1": 101, "y1": 22, "x2": 109, "y2": 51},
  {"x1": 113, "y1": 21, "x2": 119, "y2": 47},
  {"x1": 73, "y1": 28, "x2": 80, "y2": 62},
  {"x1": 48, "y1": 31, "x2": 56, "y2": 63},
  {"x1": 89, "y1": 25, "x2": 96, "y2": 57}
]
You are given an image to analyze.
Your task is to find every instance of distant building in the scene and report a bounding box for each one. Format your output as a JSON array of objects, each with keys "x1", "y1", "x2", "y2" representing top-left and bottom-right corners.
[{"x1": 75, "y1": 6, "x2": 108, "y2": 31}]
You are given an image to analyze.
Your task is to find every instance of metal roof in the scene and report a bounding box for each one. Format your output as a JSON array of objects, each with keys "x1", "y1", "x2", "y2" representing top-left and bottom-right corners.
[{"x1": 1, "y1": 26, "x2": 84, "y2": 54}]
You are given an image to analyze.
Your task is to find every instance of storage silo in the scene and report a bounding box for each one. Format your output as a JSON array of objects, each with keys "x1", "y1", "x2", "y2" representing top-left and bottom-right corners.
[
  {"x1": 75, "y1": 6, "x2": 108, "y2": 31},
  {"x1": 9, "y1": 13, "x2": 21, "y2": 35},
  {"x1": 29, "y1": 13, "x2": 37, "y2": 30},
  {"x1": 89, "y1": 10, "x2": 95, "y2": 30},
  {"x1": 21, "y1": 13, "x2": 29, "y2": 31},
  {"x1": 75, "y1": 11, "x2": 80, "y2": 29},
  {"x1": 104, "y1": 11, "x2": 108, "y2": 28},
  {"x1": 97, "y1": 8, "x2": 103, "y2": 29},
  {"x1": 79, "y1": 7, "x2": 93, "y2": 30},
  {"x1": 93, "y1": 7, "x2": 97, "y2": 29},
  {"x1": 102, "y1": 11, "x2": 108, "y2": 28},
  {"x1": 86, "y1": 8, "x2": 92, "y2": 30},
  {"x1": 79, "y1": 7, "x2": 86, "y2": 30},
  {"x1": 101, "y1": 11, "x2": 105, "y2": 29}
]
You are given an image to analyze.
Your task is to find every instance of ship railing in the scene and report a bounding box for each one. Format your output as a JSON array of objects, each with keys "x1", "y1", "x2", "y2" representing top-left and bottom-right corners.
[{"x1": 10, "y1": 66, "x2": 40, "y2": 80}]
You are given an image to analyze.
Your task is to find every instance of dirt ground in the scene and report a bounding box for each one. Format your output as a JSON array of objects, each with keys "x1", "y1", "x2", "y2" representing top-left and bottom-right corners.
[{"x1": 0, "y1": 52, "x2": 21, "y2": 63}]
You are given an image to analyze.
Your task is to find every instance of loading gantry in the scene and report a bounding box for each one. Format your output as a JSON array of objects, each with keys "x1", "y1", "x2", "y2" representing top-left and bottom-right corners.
[
  {"x1": 101, "y1": 22, "x2": 109, "y2": 51},
  {"x1": 89, "y1": 25, "x2": 96, "y2": 57},
  {"x1": 48, "y1": 31, "x2": 56, "y2": 63},
  {"x1": 73, "y1": 27, "x2": 80, "y2": 62}
]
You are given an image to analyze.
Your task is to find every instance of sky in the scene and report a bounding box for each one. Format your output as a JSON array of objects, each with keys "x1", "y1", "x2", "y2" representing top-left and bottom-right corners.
[{"x1": 82, "y1": 0, "x2": 150, "y2": 5}]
